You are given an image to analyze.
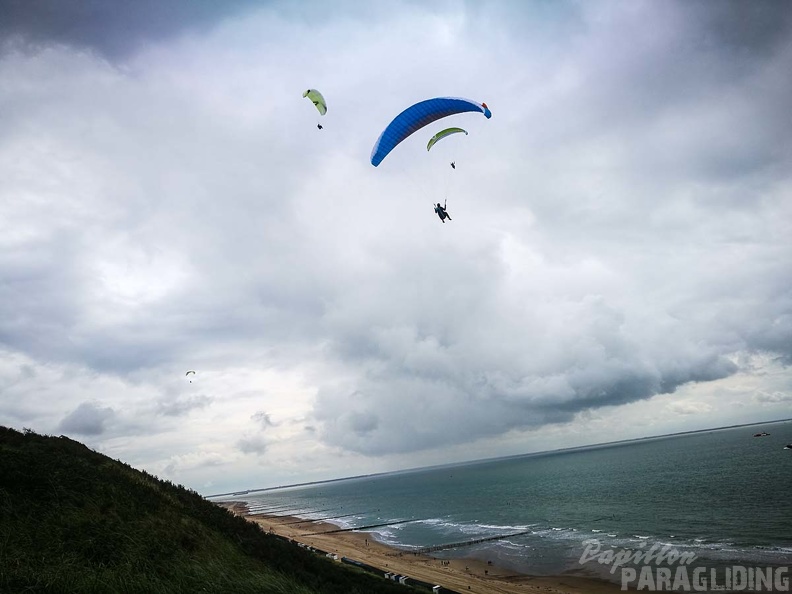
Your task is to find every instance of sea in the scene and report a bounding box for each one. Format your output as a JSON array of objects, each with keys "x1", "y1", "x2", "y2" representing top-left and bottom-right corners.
[{"x1": 217, "y1": 420, "x2": 792, "y2": 585}]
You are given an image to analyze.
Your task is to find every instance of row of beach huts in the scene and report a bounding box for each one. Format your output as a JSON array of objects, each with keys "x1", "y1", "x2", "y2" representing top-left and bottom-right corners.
[
  {"x1": 287, "y1": 536, "x2": 459, "y2": 593},
  {"x1": 341, "y1": 555, "x2": 460, "y2": 594}
]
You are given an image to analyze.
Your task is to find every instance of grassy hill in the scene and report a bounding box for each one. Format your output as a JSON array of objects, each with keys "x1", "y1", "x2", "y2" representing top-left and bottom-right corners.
[{"x1": 0, "y1": 426, "x2": 421, "y2": 593}]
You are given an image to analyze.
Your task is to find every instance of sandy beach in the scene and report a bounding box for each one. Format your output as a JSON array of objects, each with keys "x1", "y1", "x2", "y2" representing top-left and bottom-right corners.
[{"x1": 221, "y1": 503, "x2": 621, "y2": 594}]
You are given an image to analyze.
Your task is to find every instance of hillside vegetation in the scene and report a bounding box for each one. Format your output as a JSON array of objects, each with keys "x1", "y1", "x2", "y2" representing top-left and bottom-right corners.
[{"x1": 0, "y1": 427, "x2": 419, "y2": 593}]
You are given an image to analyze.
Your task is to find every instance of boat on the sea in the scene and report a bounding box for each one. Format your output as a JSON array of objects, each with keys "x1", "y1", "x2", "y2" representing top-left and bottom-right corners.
[
  {"x1": 784, "y1": 444, "x2": 792, "y2": 450},
  {"x1": 753, "y1": 432, "x2": 770, "y2": 437}
]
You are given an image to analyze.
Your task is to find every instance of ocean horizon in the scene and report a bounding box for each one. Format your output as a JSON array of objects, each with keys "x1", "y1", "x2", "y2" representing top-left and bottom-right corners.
[{"x1": 217, "y1": 419, "x2": 792, "y2": 584}]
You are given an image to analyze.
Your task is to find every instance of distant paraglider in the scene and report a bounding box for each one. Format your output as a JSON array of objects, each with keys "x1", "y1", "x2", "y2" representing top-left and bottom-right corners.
[
  {"x1": 186, "y1": 370, "x2": 196, "y2": 383},
  {"x1": 429, "y1": 128, "x2": 466, "y2": 172},
  {"x1": 303, "y1": 89, "x2": 327, "y2": 130}
]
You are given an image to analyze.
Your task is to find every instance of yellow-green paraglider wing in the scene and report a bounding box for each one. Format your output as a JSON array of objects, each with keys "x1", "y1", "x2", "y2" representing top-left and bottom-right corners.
[
  {"x1": 302, "y1": 89, "x2": 327, "y2": 115},
  {"x1": 427, "y1": 127, "x2": 468, "y2": 151}
]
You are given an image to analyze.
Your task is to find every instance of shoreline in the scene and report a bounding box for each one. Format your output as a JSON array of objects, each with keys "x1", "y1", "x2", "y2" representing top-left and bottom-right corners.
[{"x1": 221, "y1": 503, "x2": 622, "y2": 594}]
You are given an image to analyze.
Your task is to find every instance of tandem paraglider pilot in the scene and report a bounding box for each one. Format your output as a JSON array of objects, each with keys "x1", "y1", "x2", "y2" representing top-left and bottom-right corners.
[{"x1": 434, "y1": 202, "x2": 452, "y2": 223}]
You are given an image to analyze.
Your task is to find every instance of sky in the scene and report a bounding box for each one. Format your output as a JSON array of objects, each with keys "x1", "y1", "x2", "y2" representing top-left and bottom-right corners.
[{"x1": 1, "y1": 0, "x2": 791, "y2": 495}]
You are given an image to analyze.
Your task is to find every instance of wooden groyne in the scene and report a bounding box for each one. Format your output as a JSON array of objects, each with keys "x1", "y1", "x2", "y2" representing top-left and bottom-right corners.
[
  {"x1": 247, "y1": 503, "x2": 299, "y2": 512},
  {"x1": 281, "y1": 510, "x2": 365, "y2": 525},
  {"x1": 310, "y1": 511, "x2": 369, "y2": 523},
  {"x1": 414, "y1": 529, "x2": 533, "y2": 554},
  {"x1": 248, "y1": 505, "x2": 315, "y2": 516},
  {"x1": 278, "y1": 509, "x2": 343, "y2": 524},
  {"x1": 307, "y1": 518, "x2": 425, "y2": 536}
]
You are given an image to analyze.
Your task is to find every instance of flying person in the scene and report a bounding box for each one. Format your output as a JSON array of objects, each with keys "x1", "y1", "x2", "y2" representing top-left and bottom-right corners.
[
  {"x1": 434, "y1": 201, "x2": 452, "y2": 223},
  {"x1": 450, "y1": 161, "x2": 456, "y2": 169},
  {"x1": 317, "y1": 124, "x2": 323, "y2": 130}
]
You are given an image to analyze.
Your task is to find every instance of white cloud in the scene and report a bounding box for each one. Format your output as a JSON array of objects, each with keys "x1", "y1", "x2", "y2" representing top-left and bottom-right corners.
[
  {"x1": 755, "y1": 391, "x2": 792, "y2": 404},
  {"x1": 163, "y1": 451, "x2": 228, "y2": 476}
]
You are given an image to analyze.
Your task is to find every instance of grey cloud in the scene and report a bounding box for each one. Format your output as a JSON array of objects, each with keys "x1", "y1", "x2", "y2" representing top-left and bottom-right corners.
[
  {"x1": 311, "y1": 246, "x2": 750, "y2": 455},
  {"x1": 0, "y1": 0, "x2": 257, "y2": 60},
  {"x1": 251, "y1": 411, "x2": 275, "y2": 429},
  {"x1": 58, "y1": 401, "x2": 114, "y2": 436},
  {"x1": 0, "y1": 34, "x2": 316, "y2": 374},
  {"x1": 745, "y1": 311, "x2": 792, "y2": 366},
  {"x1": 314, "y1": 343, "x2": 739, "y2": 456},
  {"x1": 237, "y1": 435, "x2": 268, "y2": 456},
  {"x1": 0, "y1": 235, "x2": 85, "y2": 356},
  {"x1": 511, "y1": 2, "x2": 792, "y2": 199},
  {"x1": 346, "y1": 410, "x2": 379, "y2": 436},
  {"x1": 157, "y1": 395, "x2": 212, "y2": 417},
  {"x1": 682, "y1": 0, "x2": 792, "y2": 58},
  {"x1": 755, "y1": 391, "x2": 792, "y2": 404}
]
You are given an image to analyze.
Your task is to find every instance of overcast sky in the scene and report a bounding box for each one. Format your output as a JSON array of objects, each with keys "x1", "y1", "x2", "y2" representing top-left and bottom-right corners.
[{"x1": 1, "y1": 0, "x2": 790, "y2": 495}]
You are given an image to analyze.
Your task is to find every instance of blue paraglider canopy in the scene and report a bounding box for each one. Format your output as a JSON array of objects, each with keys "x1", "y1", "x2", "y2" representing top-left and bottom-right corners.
[{"x1": 370, "y1": 97, "x2": 491, "y2": 167}]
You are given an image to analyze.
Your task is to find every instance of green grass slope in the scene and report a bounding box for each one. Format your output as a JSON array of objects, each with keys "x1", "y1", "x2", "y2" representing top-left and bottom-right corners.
[{"x1": 0, "y1": 427, "x2": 421, "y2": 593}]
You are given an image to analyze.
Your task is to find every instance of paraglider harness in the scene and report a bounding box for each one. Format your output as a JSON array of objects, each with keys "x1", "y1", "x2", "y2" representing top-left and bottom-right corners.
[{"x1": 434, "y1": 199, "x2": 451, "y2": 223}]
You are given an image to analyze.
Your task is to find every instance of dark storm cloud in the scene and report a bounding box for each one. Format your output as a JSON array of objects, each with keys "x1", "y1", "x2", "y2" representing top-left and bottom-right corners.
[
  {"x1": 313, "y1": 299, "x2": 741, "y2": 456},
  {"x1": 683, "y1": 0, "x2": 792, "y2": 57},
  {"x1": 535, "y1": 1, "x2": 792, "y2": 185},
  {"x1": 0, "y1": 0, "x2": 257, "y2": 60},
  {"x1": 58, "y1": 401, "x2": 114, "y2": 435}
]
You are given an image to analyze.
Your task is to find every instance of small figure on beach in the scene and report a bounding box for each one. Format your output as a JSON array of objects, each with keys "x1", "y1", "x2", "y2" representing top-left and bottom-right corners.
[{"x1": 435, "y1": 201, "x2": 452, "y2": 223}]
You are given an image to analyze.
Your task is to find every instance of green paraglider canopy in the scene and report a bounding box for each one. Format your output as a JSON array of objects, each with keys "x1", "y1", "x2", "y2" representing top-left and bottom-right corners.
[
  {"x1": 427, "y1": 127, "x2": 468, "y2": 151},
  {"x1": 303, "y1": 89, "x2": 327, "y2": 115}
]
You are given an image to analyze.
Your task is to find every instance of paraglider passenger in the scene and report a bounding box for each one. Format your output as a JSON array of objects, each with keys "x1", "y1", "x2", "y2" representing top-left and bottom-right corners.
[{"x1": 435, "y1": 202, "x2": 452, "y2": 223}]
